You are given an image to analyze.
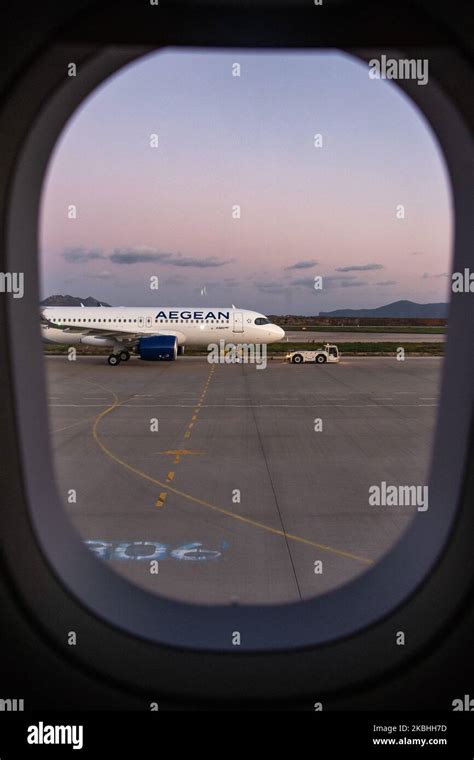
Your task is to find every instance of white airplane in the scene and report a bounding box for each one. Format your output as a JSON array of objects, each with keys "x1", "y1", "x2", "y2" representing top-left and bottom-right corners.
[{"x1": 41, "y1": 306, "x2": 285, "y2": 365}]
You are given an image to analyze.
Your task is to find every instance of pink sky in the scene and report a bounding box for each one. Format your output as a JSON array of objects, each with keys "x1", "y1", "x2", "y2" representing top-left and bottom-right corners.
[{"x1": 40, "y1": 49, "x2": 453, "y2": 313}]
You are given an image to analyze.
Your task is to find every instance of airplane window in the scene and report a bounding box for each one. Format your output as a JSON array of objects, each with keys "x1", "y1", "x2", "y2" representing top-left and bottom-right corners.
[{"x1": 37, "y1": 48, "x2": 455, "y2": 644}]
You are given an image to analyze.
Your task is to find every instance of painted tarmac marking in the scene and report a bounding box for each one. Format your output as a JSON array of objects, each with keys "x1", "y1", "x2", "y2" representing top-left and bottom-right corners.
[
  {"x1": 52, "y1": 418, "x2": 92, "y2": 434},
  {"x1": 155, "y1": 492, "x2": 168, "y2": 508},
  {"x1": 91, "y1": 384, "x2": 373, "y2": 566},
  {"x1": 52, "y1": 403, "x2": 438, "y2": 408},
  {"x1": 158, "y1": 449, "x2": 205, "y2": 458}
]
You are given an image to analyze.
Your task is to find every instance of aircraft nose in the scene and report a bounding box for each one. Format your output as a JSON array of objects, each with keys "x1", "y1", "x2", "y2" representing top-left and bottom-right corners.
[{"x1": 271, "y1": 325, "x2": 285, "y2": 341}]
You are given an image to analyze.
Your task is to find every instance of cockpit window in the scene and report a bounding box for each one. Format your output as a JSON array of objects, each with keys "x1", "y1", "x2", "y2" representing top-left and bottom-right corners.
[{"x1": 255, "y1": 317, "x2": 271, "y2": 325}]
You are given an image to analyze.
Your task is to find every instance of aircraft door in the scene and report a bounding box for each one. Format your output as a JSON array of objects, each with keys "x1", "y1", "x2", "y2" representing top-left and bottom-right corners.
[{"x1": 233, "y1": 312, "x2": 244, "y2": 333}]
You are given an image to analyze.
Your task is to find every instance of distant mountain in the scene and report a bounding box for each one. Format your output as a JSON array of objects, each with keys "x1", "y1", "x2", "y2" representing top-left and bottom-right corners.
[
  {"x1": 319, "y1": 300, "x2": 448, "y2": 319},
  {"x1": 40, "y1": 295, "x2": 111, "y2": 307}
]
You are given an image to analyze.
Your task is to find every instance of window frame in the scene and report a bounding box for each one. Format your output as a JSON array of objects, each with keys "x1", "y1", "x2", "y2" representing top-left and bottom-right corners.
[{"x1": 1, "y1": 40, "x2": 473, "y2": 700}]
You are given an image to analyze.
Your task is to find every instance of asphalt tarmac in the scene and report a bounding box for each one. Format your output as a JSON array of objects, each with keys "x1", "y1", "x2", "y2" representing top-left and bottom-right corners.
[
  {"x1": 284, "y1": 330, "x2": 445, "y2": 343},
  {"x1": 45, "y1": 355, "x2": 442, "y2": 605}
]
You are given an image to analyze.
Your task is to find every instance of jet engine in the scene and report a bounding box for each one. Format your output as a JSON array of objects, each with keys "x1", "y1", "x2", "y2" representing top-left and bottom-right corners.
[{"x1": 138, "y1": 335, "x2": 178, "y2": 360}]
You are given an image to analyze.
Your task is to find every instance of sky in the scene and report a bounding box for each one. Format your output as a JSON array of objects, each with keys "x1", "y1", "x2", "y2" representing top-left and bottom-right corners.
[{"x1": 39, "y1": 48, "x2": 453, "y2": 314}]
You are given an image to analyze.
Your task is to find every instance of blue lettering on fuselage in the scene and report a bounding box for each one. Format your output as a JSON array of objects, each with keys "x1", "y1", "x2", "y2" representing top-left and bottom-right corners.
[{"x1": 154, "y1": 310, "x2": 230, "y2": 320}]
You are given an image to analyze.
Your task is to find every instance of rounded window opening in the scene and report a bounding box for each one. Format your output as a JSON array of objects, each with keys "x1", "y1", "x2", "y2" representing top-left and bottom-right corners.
[{"x1": 40, "y1": 48, "x2": 452, "y2": 607}]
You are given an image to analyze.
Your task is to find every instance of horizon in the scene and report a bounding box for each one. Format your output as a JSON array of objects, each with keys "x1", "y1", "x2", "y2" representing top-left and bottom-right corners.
[
  {"x1": 40, "y1": 48, "x2": 452, "y2": 314},
  {"x1": 40, "y1": 294, "x2": 449, "y2": 314}
]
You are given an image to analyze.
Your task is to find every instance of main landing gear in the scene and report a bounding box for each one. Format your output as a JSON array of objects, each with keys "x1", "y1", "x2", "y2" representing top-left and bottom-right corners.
[{"x1": 107, "y1": 350, "x2": 130, "y2": 366}]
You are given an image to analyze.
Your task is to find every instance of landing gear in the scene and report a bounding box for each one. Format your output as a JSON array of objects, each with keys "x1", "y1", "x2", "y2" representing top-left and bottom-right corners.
[{"x1": 108, "y1": 349, "x2": 130, "y2": 365}]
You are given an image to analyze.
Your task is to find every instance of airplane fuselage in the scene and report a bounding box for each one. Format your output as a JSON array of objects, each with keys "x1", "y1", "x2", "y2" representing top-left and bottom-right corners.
[{"x1": 41, "y1": 306, "x2": 285, "y2": 348}]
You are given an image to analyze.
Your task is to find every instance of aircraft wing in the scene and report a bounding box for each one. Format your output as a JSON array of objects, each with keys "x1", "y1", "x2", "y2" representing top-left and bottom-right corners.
[{"x1": 50, "y1": 325, "x2": 180, "y2": 349}]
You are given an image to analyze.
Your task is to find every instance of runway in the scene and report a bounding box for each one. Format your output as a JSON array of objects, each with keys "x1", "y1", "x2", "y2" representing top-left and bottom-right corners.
[
  {"x1": 284, "y1": 330, "x2": 445, "y2": 343},
  {"x1": 45, "y1": 355, "x2": 442, "y2": 605}
]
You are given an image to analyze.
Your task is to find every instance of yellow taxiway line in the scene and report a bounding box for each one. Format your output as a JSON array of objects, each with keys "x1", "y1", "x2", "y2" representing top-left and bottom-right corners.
[{"x1": 91, "y1": 376, "x2": 373, "y2": 566}]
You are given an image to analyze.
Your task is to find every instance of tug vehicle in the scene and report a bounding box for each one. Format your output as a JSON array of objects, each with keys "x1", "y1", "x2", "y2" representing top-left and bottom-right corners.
[{"x1": 286, "y1": 343, "x2": 340, "y2": 364}]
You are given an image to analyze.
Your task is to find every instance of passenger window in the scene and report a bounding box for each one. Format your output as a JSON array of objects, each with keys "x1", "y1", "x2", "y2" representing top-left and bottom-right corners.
[{"x1": 40, "y1": 47, "x2": 451, "y2": 616}]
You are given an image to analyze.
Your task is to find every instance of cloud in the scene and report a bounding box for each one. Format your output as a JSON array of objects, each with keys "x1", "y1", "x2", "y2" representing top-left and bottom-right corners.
[
  {"x1": 195, "y1": 281, "x2": 218, "y2": 289},
  {"x1": 284, "y1": 259, "x2": 318, "y2": 271},
  {"x1": 71, "y1": 246, "x2": 233, "y2": 268},
  {"x1": 323, "y1": 275, "x2": 359, "y2": 282},
  {"x1": 340, "y1": 280, "x2": 366, "y2": 287},
  {"x1": 335, "y1": 263, "x2": 384, "y2": 272},
  {"x1": 63, "y1": 247, "x2": 106, "y2": 263},
  {"x1": 255, "y1": 280, "x2": 288, "y2": 294},
  {"x1": 83, "y1": 270, "x2": 113, "y2": 280},
  {"x1": 168, "y1": 255, "x2": 232, "y2": 268},
  {"x1": 162, "y1": 275, "x2": 186, "y2": 286},
  {"x1": 291, "y1": 274, "x2": 361, "y2": 289},
  {"x1": 375, "y1": 280, "x2": 397, "y2": 286},
  {"x1": 109, "y1": 247, "x2": 172, "y2": 265},
  {"x1": 421, "y1": 272, "x2": 450, "y2": 279},
  {"x1": 290, "y1": 277, "x2": 316, "y2": 289}
]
